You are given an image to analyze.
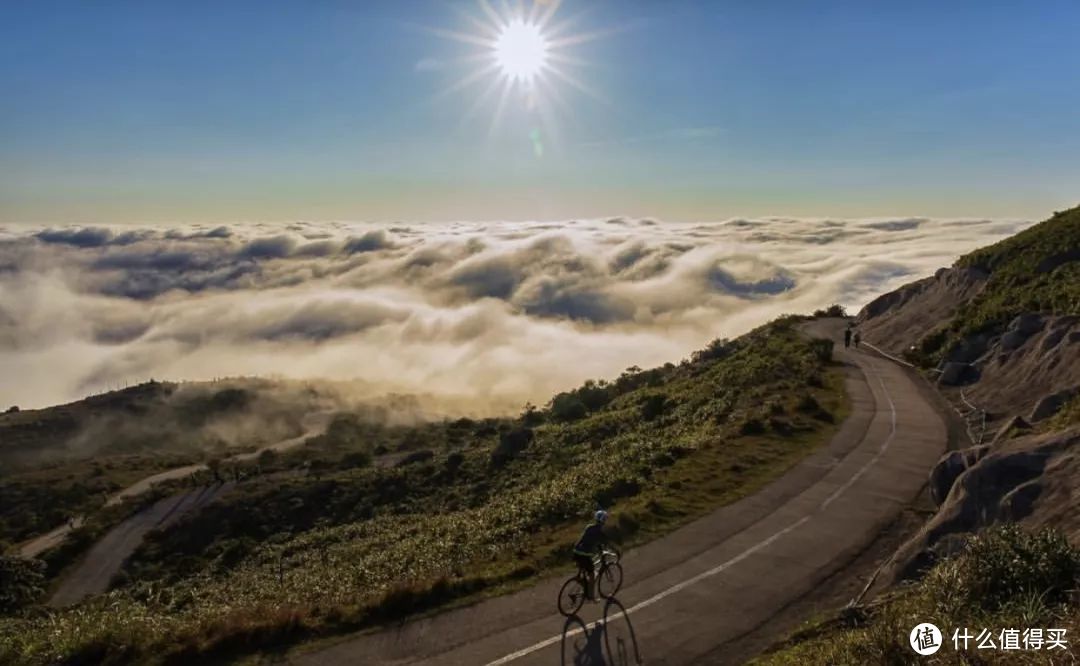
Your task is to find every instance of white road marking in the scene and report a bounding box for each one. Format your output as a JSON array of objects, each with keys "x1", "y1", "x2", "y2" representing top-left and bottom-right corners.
[{"x1": 485, "y1": 357, "x2": 899, "y2": 666}]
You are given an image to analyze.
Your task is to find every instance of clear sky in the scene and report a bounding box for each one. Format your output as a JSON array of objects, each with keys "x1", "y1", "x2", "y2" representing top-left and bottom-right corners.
[{"x1": 2, "y1": 0, "x2": 1078, "y2": 224}]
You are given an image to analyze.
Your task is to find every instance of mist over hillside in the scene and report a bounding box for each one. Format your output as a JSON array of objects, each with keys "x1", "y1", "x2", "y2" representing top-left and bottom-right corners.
[{"x1": 0, "y1": 216, "x2": 1029, "y2": 410}]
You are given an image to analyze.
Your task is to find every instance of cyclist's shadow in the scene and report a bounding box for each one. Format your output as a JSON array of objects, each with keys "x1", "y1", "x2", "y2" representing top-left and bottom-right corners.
[{"x1": 561, "y1": 597, "x2": 644, "y2": 666}]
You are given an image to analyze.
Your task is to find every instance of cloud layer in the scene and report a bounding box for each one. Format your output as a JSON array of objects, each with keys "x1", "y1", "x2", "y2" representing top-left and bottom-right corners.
[{"x1": 0, "y1": 216, "x2": 1030, "y2": 412}]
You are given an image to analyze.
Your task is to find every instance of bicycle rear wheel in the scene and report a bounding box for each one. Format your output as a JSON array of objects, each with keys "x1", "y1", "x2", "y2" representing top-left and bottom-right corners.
[
  {"x1": 558, "y1": 576, "x2": 587, "y2": 616},
  {"x1": 597, "y1": 562, "x2": 623, "y2": 599}
]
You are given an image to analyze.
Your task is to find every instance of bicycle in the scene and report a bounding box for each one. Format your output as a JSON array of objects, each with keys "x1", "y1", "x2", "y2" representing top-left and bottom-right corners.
[{"x1": 557, "y1": 546, "x2": 623, "y2": 616}]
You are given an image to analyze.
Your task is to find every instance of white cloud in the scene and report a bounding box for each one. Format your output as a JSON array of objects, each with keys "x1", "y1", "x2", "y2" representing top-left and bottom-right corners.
[{"x1": 0, "y1": 216, "x2": 1031, "y2": 411}]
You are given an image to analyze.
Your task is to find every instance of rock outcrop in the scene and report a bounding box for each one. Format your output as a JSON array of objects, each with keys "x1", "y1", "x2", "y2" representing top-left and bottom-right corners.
[
  {"x1": 882, "y1": 427, "x2": 1080, "y2": 583},
  {"x1": 856, "y1": 266, "x2": 988, "y2": 356}
]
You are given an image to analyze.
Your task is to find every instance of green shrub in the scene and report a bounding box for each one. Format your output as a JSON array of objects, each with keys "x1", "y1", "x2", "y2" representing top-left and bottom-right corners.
[
  {"x1": 758, "y1": 526, "x2": 1080, "y2": 665},
  {"x1": 808, "y1": 338, "x2": 833, "y2": 363},
  {"x1": 813, "y1": 304, "x2": 847, "y2": 318},
  {"x1": 490, "y1": 427, "x2": 534, "y2": 466},
  {"x1": 549, "y1": 393, "x2": 587, "y2": 422},
  {"x1": 740, "y1": 417, "x2": 766, "y2": 435},
  {"x1": 0, "y1": 555, "x2": 45, "y2": 613},
  {"x1": 926, "y1": 524, "x2": 1080, "y2": 613},
  {"x1": 638, "y1": 393, "x2": 668, "y2": 422}
]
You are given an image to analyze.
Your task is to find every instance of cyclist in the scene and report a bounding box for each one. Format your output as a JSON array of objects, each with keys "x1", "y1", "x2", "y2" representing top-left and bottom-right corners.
[{"x1": 573, "y1": 509, "x2": 608, "y2": 600}]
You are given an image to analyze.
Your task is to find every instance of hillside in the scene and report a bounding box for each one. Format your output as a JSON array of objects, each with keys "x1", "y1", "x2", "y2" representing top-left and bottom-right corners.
[
  {"x1": 0, "y1": 315, "x2": 848, "y2": 664},
  {"x1": 0, "y1": 379, "x2": 325, "y2": 551},
  {"x1": 857, "y1": 205, "x2": 1080, "y2": 420},
  {"x1": 762, "y1": 207, "x2": 1080, "y2": 664}
]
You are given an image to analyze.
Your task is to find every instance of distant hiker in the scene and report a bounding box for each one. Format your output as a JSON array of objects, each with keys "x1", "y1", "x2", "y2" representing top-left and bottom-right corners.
[
  {"x1": 573, "y1": 510, "x2": 609, "y2": 601},
  {"x1": 844, "y1": 326, "x2": 853, "y2": 348},
  {"x1": 853, "y1": 331, "x2": 862, "y2": 348}
]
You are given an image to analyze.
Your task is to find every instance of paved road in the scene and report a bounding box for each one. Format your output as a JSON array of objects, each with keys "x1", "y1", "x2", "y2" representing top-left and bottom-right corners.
[
  {"x1": 16, "y1": 411, "x2": 332, "y2": 559},
  {"x1": 48, "y1": 482, "x2": 235, "y2": 607},
  {"x1": 294, "y1": 319, "x2": 946, "y2": 665}
]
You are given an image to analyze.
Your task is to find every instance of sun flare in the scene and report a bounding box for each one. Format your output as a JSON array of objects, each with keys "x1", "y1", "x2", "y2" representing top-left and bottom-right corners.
[
  {"x1": 425, "y1": 0, "x2": 611, "y2": 151},
  {"x1": 493, "y1": 19, "x2": 548, "y2": 83}
]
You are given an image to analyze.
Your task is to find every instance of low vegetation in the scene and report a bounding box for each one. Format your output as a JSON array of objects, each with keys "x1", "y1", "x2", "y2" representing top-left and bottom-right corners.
[
  {"x1": 757, "y1": 525, "x2": 1080, "y2": 665},
  {"x1": 0, "y1": 380, "x2": 315, "y2": 471},
  {"x1": 0, "y1": 379, "x2": 330, "y2": 553},
  {"x1": 0, "y1": 316, "x2": 848, "y2": 664},
  {"x1": 915, "y1": 206, "x2": 1080, "y2": 365},
  {"x1": 0, "y1": 454, "x2": 194, "y2": 549}
]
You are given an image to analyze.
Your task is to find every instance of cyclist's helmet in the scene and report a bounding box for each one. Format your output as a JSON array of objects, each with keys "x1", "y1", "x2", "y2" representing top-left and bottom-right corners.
[{"x1": 595, "y1": 510, "x2": 609, "y2": 524}]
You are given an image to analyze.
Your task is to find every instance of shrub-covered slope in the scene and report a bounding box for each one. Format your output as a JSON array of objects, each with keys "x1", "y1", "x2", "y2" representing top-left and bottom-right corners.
[
  {"x1": 756, "y1": 525, "x2": 1080, "y2": 666},
  {"x1": 0, "y1": 316, "x2": 847, "y2": 664}
]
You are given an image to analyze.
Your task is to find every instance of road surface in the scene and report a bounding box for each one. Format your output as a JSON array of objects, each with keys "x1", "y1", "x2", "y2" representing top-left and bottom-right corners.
[
  {"x1": 48, "y1": 482, "x2": 234, "y2": 606},
  {"x1": 16, "y1": 411, "x2": 331, "y2": 559},
  {"x1": 293, "y1": 319, "x2": 946, "y2": 665}
]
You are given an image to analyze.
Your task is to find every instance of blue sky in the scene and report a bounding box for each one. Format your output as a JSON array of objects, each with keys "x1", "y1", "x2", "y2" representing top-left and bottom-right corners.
[{"x1": 2, "y1": 0, "x2": 1078, "y2": 223}]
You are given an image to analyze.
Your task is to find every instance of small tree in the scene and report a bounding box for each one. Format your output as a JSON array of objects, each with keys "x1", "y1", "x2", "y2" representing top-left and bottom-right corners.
[
  {"x1": 520, "y1": 402, "x2": 544, "y2": 426},
  {"x1": 550, "y1": 393, "x2": 587, "y2": 422},
  {"x1": 491, "y1": 427, "x2": 535, "y2": 467}
]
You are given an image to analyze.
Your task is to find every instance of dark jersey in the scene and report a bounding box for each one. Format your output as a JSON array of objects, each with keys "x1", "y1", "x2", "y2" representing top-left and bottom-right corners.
[{"x1": 574, "y1": 522, "x2": 604, "y2": 554}]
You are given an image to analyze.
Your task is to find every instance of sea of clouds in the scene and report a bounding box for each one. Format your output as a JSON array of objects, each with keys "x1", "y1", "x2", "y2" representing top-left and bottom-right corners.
[{"x1": 0, "y1": 216, "x2": 1030, "y2": 412}]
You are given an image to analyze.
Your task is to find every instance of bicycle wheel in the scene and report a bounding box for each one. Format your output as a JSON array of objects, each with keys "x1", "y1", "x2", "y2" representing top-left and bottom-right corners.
[
  {"x1": 597, "y1": 562, "x2": 623, "y2": 599},
  {"x1": 558, "y1": 576, "x2": 587, "y2": 616}
]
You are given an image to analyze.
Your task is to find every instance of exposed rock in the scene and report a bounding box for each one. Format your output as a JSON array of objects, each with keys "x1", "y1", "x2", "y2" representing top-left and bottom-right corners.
[
  {"x1": 999, "y1": 329, "x2": 1029, "y2": 351},
  {"x1": 999, "y1": 479, "x2": 1043, "y2": 521},
  {"x1": 950, "y1": 314, "x2": 1080, "y2": 421},
  {"x1": 991, "y1": 414, "x2": 1030, "y2": 444},
  {"x1": 1040, "y1": 328, "x2": 1067, "y2": 353},
  {"x1": 929, "y1": 445, "x2": 990, "y2": 506},
  {"x1": 938, "y1": 362, "x2": 972, "y2": 386},
  {"x1": 1009, "y1": 313, "x2": 1044, "y2": 336},
  {"x1": 855, "y1": 266, "x2": 988, "y2": 355},
  {"x1": 944, "y1": 333, "x2": 991, "y2": 363},
  {"x1": 1028, "y1": 387, "x2": 1078, "y2": 422},
  {"x1": 882, "y1": 428, "x2": 1080, "y2": 583}
]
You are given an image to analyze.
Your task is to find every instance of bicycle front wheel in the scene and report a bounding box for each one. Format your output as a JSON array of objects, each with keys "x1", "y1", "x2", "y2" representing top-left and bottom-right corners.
[
  {"x1": 558, "y1": 576, "x2": 587, "y2": 617},
  {"x1": 597, "y1": 562, "x2": 623, "y2": 599}
]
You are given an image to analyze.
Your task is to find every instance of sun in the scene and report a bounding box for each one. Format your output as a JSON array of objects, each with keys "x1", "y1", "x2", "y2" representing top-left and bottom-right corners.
[
  {"x1": 423, "y1": 0, "x2": 614, "y2": 152},
  {"x1": 493, "y1": 19, "x2": 549, "y2": 83}
]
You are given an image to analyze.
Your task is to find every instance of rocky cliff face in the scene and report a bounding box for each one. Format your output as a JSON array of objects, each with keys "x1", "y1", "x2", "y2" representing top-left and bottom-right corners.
[
  {"x1": 883, "y1": 427, "x2": 1080, "y2": 583},
  {"x1": 856, "y1": 266, "x2": 989, "y2": 357},
  {"x1": 855, "y1": 207, "x2": 1080, "y2": 582}
]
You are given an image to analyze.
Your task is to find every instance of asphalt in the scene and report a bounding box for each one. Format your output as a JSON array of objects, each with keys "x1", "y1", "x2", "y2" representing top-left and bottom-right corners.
[
  {"x1": 293, "y1": 319, "x2": 947, "y2": 665},
  {"x1": 16, "y1": 411, "x2": 332, "y2": 559},
  {"x1": 48, "y1": 482, "x2": 235, "y2": 607},
  {"x1": 36, "y1": 412, "x2": 333, "y2": 606}
]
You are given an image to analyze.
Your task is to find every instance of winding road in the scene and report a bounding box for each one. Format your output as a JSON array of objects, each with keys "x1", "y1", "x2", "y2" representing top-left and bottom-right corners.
[
  {"x1": 19, "y1": 412, "x2": 333, "y2": 606},
  {"x1": 293, "y1": 319, "x2": 946, "y2": 665},
  {"x1": 16, "y1": 411, "x2": 332, "y2": 560}
]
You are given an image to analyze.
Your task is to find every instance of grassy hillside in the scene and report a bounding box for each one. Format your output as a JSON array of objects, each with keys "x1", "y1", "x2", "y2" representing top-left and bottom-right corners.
[
  {"x1": 0, "y1": 315, "x2": 847, "y2": 665},
  {"x1": 916, "y1": 205, "x2": 1080, "y2": 364},
  {"x1": 0, "y1": 380, "x2": 321, "y2": 548},
  {"x1": 756, "y1": 525, "x2": 1080, "y2": 665}
]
